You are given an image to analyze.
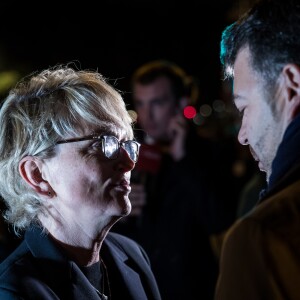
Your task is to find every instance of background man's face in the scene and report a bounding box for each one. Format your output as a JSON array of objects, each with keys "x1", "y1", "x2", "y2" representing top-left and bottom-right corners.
[{"x1": 133, "y1": 76, "x2": 178, "y2": 142}]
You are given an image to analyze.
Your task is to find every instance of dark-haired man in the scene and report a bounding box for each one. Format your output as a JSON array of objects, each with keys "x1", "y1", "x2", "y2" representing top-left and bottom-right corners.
[{"x1": 216, "y1": 0, "x2": 300, "y2": 299}]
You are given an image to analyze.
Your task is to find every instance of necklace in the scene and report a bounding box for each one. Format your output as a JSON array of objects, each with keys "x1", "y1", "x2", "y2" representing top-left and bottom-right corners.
[{"x1": 99, "y1": 257, "x2": 111, "y2": 300}]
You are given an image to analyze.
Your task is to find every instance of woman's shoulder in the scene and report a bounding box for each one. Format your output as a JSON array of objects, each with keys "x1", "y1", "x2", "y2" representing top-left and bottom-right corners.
[{"x1": 0, "y1": 240, "x2": 28, "y2": 293}]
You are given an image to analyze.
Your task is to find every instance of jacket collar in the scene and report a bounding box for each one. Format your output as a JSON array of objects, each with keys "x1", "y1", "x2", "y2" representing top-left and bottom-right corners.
[
  {"x1": 259, "y1": 114, "x2": 300, "y2": 202},
  {"x1": 25, "y1": 225, "x2": 149, "y2": 299}
]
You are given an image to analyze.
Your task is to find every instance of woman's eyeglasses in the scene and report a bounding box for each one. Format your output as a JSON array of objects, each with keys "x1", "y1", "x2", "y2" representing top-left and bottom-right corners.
[{"x1": 57, "y1": 135, "x2": 140, "y2": 163}]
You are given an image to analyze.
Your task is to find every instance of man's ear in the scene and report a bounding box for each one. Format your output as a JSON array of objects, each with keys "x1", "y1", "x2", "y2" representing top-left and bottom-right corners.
[
  {"x1": 282, "y1": 63, "x2": 300, "y2": 119},
  {"x1": 19, "y1": 156, "x2": 52, "y2": 197}
]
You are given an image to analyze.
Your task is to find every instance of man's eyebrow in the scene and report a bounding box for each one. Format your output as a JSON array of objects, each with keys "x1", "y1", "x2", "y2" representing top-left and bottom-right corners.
[
  {"x1": 151, "y1": 96, "x2": 167, "y2": 102},
  {"x1": 134, "y1": 97, "x2": 162, "y2": 103}
]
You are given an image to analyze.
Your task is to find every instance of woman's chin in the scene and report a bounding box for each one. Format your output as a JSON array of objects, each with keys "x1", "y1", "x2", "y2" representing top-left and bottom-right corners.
[{"x1": 114, "y1": 196, "x2": 132, "y2": 216}]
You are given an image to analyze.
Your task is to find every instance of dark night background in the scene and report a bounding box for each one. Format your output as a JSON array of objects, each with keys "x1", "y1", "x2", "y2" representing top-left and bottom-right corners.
[
  {"x1": 0, "y1": 0, "x2": 262, "y2": 264},
  {"x1": 0, "y1": 0, "x2": 254, "y2": 108}
]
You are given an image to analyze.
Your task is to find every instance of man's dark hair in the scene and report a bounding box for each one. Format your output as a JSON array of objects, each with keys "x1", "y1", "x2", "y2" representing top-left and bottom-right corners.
[
  {"x1": 131, "y1": 60, "x2": 193, "y2": 103},
  {"x1": 220, "y1": 0, "x2": 300, "y2": 91}
]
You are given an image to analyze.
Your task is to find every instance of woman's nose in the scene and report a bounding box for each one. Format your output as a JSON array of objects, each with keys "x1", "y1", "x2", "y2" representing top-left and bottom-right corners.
[
  {"x1": 115, "y1": 147, "x2": 135, "y2": 172},
  {"x1": 237, "y1": 123, "x2": 249, "y2": 145}
]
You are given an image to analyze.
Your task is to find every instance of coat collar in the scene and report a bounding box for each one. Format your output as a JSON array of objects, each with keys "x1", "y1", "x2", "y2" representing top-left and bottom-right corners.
[
  {"x1": 259, "y1": 114, "x2": 300, "y2": 202},
  {"x1": 24, "y1": 225, "x2": 149, "y2": 299}
]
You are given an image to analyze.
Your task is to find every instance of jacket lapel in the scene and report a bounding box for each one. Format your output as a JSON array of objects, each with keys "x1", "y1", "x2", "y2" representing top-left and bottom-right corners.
[
  {"x1": 102, "y1": 236, "x2": 148, "y2": 299},
  {"x1": 25, "y1": 226, "x2": 100, "y2": 300}
]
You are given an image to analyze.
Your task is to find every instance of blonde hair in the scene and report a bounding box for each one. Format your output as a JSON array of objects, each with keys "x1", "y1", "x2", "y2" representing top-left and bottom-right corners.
[{"x1": 0, "y1": 64, "x2": 134, "y2": 233}]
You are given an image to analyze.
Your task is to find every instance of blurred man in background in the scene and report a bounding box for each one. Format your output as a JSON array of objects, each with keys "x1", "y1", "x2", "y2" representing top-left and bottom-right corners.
[{"x1": 113, "y1": 60, "x2": 237, "y2": 299}]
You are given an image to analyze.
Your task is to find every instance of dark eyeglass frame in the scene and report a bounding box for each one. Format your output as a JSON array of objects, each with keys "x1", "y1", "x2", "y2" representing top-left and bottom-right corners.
[{"x1": 56, "y1": 135, "x2": 140, "y2": 163}]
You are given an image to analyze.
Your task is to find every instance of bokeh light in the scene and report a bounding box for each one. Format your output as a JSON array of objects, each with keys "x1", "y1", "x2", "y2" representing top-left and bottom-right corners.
[
  {"x1": 199, "y1": 104, "x2": 212, "y2": 117},
  {"x1": 212, "y1": 99, "x2": 225, "y2": 112},
  {"x1": 183, "y1": 106, "x2": 197, "y2": 119},
  {"x1": 193, "y1": 113, "x2": 205, "y2": 126}
]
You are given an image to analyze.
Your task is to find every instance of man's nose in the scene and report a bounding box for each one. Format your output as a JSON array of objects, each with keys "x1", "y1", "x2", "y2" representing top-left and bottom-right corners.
[{"x1": 148, "y1": 105, "x2": 155, "y2": 120}]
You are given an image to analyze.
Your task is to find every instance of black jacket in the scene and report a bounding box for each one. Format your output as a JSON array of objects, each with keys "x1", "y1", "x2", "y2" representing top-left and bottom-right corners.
[{"x1": 0, "y1": 225, "x2": 161, "y2": 300}]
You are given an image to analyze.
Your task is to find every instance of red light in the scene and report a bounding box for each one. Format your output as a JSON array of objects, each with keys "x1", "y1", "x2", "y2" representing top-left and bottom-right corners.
[{"x1": 183, "y1": 106, "x2": 196, "y2": 119}]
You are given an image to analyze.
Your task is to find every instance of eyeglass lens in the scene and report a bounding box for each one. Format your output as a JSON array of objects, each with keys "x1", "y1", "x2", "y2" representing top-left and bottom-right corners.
[{"x1": 103, "y1": 136, "x2": 139, "y2": 162}]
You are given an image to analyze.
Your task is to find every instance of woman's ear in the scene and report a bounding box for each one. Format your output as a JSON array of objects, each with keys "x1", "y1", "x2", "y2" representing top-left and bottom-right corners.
[
  {"x1": 19, "y1": 156, "x2": 52, "y2": 197},
  {"x1": 282, "y1": 63, "x2": 300, "y2": 119}
]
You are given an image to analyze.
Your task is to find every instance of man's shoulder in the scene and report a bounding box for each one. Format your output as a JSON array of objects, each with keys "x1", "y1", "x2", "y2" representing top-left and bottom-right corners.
[{"x1": 225, "y1": 180, "x2": 300, "y2": 250}]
